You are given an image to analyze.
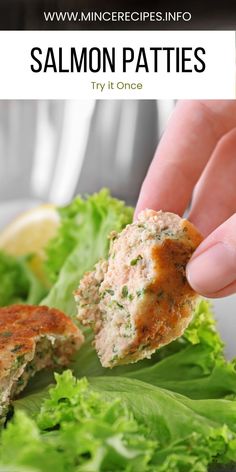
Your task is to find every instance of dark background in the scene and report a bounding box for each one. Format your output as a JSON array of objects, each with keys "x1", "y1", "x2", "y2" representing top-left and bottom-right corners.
[{"x1": 0, "y1": 0, "x2": 236, "y2": 30}]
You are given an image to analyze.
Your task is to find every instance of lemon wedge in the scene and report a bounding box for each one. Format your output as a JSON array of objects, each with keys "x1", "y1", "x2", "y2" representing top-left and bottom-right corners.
[{"x1": 0, "y1": 204, "x2": 60, "y2": 285}]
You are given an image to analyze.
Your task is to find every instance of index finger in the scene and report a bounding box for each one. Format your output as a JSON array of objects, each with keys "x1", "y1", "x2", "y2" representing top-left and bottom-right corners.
[{"x1": 135, "y1": 100, "x2": 236, "y2": 218}]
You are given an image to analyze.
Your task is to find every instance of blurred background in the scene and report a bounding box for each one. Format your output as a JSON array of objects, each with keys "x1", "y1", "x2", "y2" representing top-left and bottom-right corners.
[{"x1": 0, "y1": 99, "x2": 235, "y2": 356}]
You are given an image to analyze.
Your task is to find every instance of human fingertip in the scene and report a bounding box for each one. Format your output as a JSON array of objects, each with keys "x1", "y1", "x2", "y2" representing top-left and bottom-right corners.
[{"x1": 186, "y1": 242, "x2": 236, "y2": 296}]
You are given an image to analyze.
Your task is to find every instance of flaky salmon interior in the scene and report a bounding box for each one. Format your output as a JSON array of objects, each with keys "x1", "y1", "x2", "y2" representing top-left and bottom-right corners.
[
  {"x1": 76, "y1": 210, "x2": 202, "y2": 368},
  {"x1": 0, "y1": 304, "x2": 84, "y2": 417}
]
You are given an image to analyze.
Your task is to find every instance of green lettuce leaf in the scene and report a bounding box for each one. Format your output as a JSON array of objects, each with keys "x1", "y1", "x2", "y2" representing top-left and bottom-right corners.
[
  {"x1": 0, "y1": 410, "x2": 65, "y2": 472},
  {"x1": 9, "y1": 371, "x2": 236, "y2": 471},
  {"x1": 10, "y1": 302, "x2": 236, "y2": 470},
  {"x1": 2, "y1": 372, "x2": 156, "y2": 472},
  {"x1": 42, "y1": 189, "x2": 133, "y2": 316},
  {"x1": 0, "y1": 251, "x2": 47, "y2": 307},
  {"x1": 91, "y1": 376, "x2": 236, "y2": 468},
  {"x1": 4, "y1": 191, "x2": 236, "y2": 471}
]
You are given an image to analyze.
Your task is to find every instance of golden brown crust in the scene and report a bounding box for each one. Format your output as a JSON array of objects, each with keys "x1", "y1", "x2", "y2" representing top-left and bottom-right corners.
[
  {"x1": 0, "y1": 304, "x2": 84, "y2": 382},
  {"x1": 124, "y1": 221, "x2": 203, "y2": 362}
]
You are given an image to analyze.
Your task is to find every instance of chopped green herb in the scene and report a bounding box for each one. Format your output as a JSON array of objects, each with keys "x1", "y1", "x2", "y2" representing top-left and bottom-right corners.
[
  {"x1": 137, "y1": 288, "x2": 146, "y2": 298},
  {"x1": 15, "y1": 354, "x2": 25, "y2": 368},
  {"x1": 100, "y1": 288, "x2": 115, "y2": 299},
  {"x1": 157, "y1": 290, "x2": 164, "y2": 300},
  {"x1": 130, "y1": 255, "x2": 143, "y2": 266},
  {"x1": 0, "y1": 331, "x2": 12, "y2": 338},
  {"x1": 116, "y1": 302, "x2": 124, "y2": 309},
  {"x1": 121, "y1": 286, "x2": 128, "y2": 298},
  {"x1": 106, "y1": 289, "x2": 115, "y2": 296},
  {"x1": 125, "y1": 321, "x2": 132, "y2": 331},
  {"x1": 162, "y1": 229, "x2": 174, "y2": 237},
  {"x1": 128, "y1": 293, "x2": 134, "y2": 301},
  {"x1": 17, "y1": 377, "x2": 25, "y2": 387},
  {"x1": 11, "y1": 345, "x2": 23, "y2": 353}
]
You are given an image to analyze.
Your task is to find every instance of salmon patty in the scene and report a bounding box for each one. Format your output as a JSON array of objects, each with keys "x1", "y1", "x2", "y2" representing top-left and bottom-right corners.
[
  {"x1": 0, "y1": 304, "x2": 84, "y2": 417},
  {"x1": 75, "y1": 210, "x2": 203, "y2": 368}
]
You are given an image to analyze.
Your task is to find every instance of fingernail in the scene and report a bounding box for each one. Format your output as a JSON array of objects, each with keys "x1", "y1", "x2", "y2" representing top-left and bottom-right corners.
[{"x1": 186, "y1": 242, "x2": 236, "y2": 295}]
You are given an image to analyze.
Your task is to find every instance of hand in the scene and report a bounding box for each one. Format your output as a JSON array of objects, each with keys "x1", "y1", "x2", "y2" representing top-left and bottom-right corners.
[{"x1": 135, "y1": 100, "x2": 236, "y2": 298}]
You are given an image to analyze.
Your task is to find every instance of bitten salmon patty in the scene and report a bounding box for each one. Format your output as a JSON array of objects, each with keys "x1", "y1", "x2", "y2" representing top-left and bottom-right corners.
[
  {"x1": 0, "y1": 304, "x2": 84, "y2": 417},
  {"x1": 75, "y1": 210, "x2": 203, "y2": 368}
]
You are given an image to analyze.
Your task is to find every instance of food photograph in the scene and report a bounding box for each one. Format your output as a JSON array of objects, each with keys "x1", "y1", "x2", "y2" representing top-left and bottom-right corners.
[{"x1": 0, "y1": 99, "x2": 236, "y2": 472}]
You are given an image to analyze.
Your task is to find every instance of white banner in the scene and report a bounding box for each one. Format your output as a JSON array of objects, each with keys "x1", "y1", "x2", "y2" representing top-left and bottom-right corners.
[{"x1": 0, "y1": 31, "x2": 235, "y2": 99}]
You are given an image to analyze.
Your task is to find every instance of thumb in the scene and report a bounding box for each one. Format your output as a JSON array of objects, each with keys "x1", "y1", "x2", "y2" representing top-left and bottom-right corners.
[{"x1": 186, "y1": 213, "x2": 236, "y2": 298}]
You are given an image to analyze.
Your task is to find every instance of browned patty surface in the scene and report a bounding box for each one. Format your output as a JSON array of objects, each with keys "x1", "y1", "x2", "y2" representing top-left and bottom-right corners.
[{"x1": 0, "y1": 304, "x2": 84, "y2": 383}]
